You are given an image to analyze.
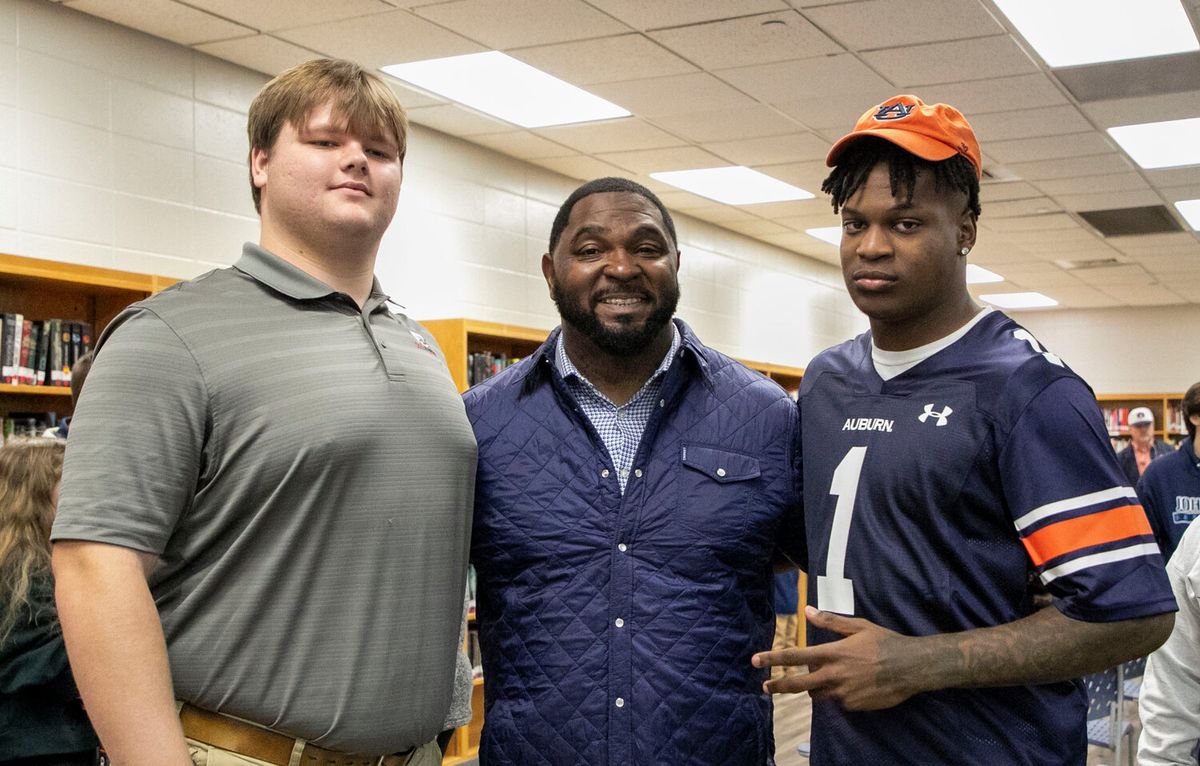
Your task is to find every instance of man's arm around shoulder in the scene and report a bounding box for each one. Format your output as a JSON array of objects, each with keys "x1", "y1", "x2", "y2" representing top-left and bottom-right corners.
[{"x1": 53, "y1": 540, "x2": 192, "y2": 765}]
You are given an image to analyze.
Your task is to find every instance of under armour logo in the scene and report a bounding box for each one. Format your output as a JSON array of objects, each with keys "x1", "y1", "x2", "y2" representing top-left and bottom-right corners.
[
  {"x1": 918, "y1": 403, "x2": 953, "y2": 427},
  {"x1": 874, "y1": 102, "x2": 916, "y2": 121}
]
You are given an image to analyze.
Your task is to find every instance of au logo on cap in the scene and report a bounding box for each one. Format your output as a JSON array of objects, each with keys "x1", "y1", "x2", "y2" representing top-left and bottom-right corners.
[{"x1": 873, "y1": 102, "x2": 916, "y2": 121}]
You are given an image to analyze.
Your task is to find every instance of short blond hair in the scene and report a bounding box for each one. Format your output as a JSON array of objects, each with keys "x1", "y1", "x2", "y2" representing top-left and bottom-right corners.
[{"x1": 246, "y1": 58, "x2": 409, "y2": 213}]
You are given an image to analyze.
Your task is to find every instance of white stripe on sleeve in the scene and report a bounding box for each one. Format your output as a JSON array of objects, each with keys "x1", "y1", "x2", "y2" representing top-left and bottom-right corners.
[
  {"x1": 1014, "y1": 486, "x2": 1139, "y2": 532},
  {"x1": 1039, "y1": 543, "x2": 1160, "y2": 584}
]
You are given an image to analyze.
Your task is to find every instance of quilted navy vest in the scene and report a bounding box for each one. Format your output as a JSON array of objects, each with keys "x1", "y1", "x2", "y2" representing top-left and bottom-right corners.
[{"x1": 465, "y1": 321, "x2": 802, "y2": 765}]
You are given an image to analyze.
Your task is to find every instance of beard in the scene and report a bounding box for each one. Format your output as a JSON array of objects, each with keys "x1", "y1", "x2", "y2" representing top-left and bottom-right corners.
[{"x1": 552, "y1": 281, "x2": 680, "y2": 356}]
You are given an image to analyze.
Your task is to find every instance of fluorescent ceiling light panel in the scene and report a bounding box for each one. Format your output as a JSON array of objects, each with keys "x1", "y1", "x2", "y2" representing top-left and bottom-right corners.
[
  {"x1": 805, "y1": 227, "x2": 842, "y2": 246},
  {"x1": 993, "y1": 0, "x2": 1199, "y2": 67},
  {"x1": 381, "y1": 52, "x2": 630, "y2": 128},
  {"x1": 979, "y1": 292, "x2": 1058, "y2": 309},
  {"x1": 651, "y1": 167, "x2": 814, "y2": 205},
  {"x1": 966, "y1": 264, "x2": 1004, "y2": 284},
  {"x1": 1173, "y1": 199, "x2": 1200, "y2": 230},
  {"x1": 1107, "y1": 117, "x2": 1200, "y2": 169}
]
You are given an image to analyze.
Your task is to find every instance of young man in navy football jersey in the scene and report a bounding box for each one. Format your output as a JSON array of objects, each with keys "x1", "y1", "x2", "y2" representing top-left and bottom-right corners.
[{"x1": 753, "y1": 95, "x2": 1176, "y2": 765}]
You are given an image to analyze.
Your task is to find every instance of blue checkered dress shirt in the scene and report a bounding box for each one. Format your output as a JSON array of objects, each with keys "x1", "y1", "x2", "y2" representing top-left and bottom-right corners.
[{"x1": 556, "y1": 325, "x2": 682, "y2": 493}]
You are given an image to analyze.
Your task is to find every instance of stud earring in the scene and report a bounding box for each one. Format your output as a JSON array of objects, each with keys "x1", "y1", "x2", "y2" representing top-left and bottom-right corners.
[{"x1": 960, "y1": 247, "x2": 970, "y2": 256}]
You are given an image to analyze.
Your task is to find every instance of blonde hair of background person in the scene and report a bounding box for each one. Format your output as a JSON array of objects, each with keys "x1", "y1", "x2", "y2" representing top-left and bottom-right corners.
[{"x1": 0, "y1": 438, "x2": 64, "y2": 644}]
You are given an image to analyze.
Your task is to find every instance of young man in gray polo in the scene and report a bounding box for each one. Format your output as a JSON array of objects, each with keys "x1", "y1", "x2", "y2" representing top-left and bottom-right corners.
[{"x1": 51, "y1": 59, "x2": 476, "y2": 766}]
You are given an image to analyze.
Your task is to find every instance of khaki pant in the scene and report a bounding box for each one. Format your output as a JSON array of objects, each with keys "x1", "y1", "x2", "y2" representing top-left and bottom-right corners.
[
  {"x1": 186, "y1": 737, "x2": 442, "y2": 766},
  {"x1": 771, "y1": 613, "x2": 800, "y2": 680}
]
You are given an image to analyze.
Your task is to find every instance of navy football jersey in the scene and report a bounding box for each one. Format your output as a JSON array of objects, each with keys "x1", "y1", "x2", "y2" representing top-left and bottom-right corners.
[{"x1": 799, "y1": 310, "x2": 1176, "y2": 766}]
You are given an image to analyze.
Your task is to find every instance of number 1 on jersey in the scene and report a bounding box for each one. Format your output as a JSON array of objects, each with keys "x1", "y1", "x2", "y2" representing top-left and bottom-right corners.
[{"x1": 818, "y1": 446, "x2": 866, "y2": 615}]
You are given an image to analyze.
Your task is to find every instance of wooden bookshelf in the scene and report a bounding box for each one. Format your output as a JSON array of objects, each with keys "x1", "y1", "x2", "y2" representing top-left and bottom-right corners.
[
  {"x1": 740, "y1": 359, "x2": 805, "y2": 397},
  {"x1": 1097, "y1": 393, "x2": 1188, "y2": 449},
  {"x1": 421, "y1": 318, "x2": 548, "y2": 393},
  {"x1": 0, "y1": 252, "x2": 174, "y2": 426}
]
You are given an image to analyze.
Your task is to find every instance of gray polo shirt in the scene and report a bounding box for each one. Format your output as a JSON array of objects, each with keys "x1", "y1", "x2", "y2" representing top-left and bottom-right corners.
[{"x1": 52, "y1": 243, "x2": 477, "y2": 753}]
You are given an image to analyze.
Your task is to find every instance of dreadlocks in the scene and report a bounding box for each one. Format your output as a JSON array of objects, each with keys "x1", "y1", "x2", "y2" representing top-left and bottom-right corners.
[{"x1": 821, "y1": 137, "x2": 981, "y2": 218}]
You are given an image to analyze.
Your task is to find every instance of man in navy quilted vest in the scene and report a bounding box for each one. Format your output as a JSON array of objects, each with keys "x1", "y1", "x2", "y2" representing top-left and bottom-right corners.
[{"x1": 464, "y1": 177, "x2": 803, "y2": 765}]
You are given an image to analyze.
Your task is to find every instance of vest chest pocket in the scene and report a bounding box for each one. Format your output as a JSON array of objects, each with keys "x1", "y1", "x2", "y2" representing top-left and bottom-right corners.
[{"x1": 676, "y1": 444, "x2": 763, "y2": 551}]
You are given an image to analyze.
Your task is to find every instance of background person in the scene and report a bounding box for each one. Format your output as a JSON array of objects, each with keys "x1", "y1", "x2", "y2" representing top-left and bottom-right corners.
[
  {"x1": 1117, "y1": 406, "x2": 1174, "y2": 487},
  {"x1": 0, "y1": 439, "x2": 99, "y2": 764},
  {"x1": 1138, "y1": 383, "x2": 1200, "y2": 560}
]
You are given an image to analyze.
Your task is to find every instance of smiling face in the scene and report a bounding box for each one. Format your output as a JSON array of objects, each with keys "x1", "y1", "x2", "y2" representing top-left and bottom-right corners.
[
  {"x1": 251, "y1": 100, "x2": 402, "y2": 251},
  {"x1": 543, "y1": 191, "x2": 680, "y2": 357},
  {"x1": 840, "y1": 161, "x2": 978, "y2": 349}
]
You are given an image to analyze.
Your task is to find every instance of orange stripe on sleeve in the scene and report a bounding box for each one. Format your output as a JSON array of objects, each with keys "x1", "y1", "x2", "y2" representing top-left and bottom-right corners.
[{"x1": 1021, "y1": 504, "x2": 1153, "y2": 568}]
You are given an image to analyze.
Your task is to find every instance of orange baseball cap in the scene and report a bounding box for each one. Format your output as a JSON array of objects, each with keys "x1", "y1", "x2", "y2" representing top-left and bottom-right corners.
[{"x1": 826, "y1": 95, "x2": 982, "y2": 179}]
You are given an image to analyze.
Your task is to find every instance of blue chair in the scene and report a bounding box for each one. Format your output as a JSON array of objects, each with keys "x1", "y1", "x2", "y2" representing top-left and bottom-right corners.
[
  {"x1": 1122, "y1": 656, "x2": 1146, "y2": 701},
  {"x1": 1084, "y1": 666, "x2": 1135, "y2": 766}
]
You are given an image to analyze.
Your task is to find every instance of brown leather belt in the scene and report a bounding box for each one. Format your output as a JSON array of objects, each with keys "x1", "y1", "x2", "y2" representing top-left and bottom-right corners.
[{"x1": 179, "y1": 703, "x2": 415, "y2": 766}]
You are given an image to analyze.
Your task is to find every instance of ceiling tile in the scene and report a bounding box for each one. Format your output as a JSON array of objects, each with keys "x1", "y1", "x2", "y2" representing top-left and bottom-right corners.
[
  {"x1": 1109, "y1": 232, "x2": 1200, "y2": 254},
  {"x1": 535, "y1": 118, "x2": 685, "y2": 153},
  {"x1": 195, "y1": 35, "x2": 323, "y2": 76},
  {"x1": 1080, "y1": 90, "x2": 1200, "y2": 129},
  {"x1": 674, "y1": 203, "x2": 763, "y2": 224},
  {"x1": 654, "y1": 189, "x2": 726, "y2": 210},
  {"x1": 1130, "y1": 252, "x2": 1200, "y2": 274},
  {"x1": 1097, "y1": 284, "x2": 1189, "y2": 306},
  {"x1": 705, "y1": 132, "x2": 829, "y2": 166},
  {"x1": 584, "y1": 0, "x2": 789, "y2": 30},
  {"x1": 66, "y1": 0, "x2": 253, "y2": 45},
  {"x1": 1055, "y1": 189, "x2": 1163, "y2": 214},
  {"x1": 722, "y1": 218, "x2": 794, "y2": 237},
  {"x1": 381, "y1": 78, "x2": 446, "y2": 110},
  {"x1": 986, "y1": 132, "x2": 1115, "y2": 164},
  {"x1": 967, "y1": 105, "x2": 1092, "y2": 142},
  {"x1": 721, "y1": 54, "x2": 895, "y2": 129},
  {"x1": 179, "y1": 0, "x2": 393, "y2": 32},
  {"x1": 1005, "y1": 153, "x2": 1134, "y2": 182},
  {"x1": 648, "y1": 105, "x2": 802, "y2": 143},
  {"x1": 742, "y1": 197, "x2": 833, "y2": 219},
  {"x1": 979, "y1": 181, "x2": 1044, "y2": 202},
  {"x1": 406, "y1": 104, "x2": 515, "y2": 135},
  {"x1": 532, "y1": 154, "x2": 631, "y2": 181},
  {"x1": 591, "y1": 73, "x2": 756, "y2": 118},
  {"x1": 759, "y1": 231, "x2": 824, "y2": 253},
  {"x1": 275, "y1": 10, "x2": 483, "y2": 69},
  {"x1": 649, "y1": 10, "x2": 841, "y2": 70},
  {"x1": 1070, "y1": 264, "x2": 1156, "y2": 287},
  {"x1": 1147, "y1": 166, "x2": 1200, "y2": 190},
  {"x1": 864, "y1": 36, "x2": 1038, "y2": 87},
  {"x1": 597, "y1": 145, "x2": 725, "y2": 175},
  {"x1": 982, "y1": 213, "x2": 1081, "y2": 233},
  {"x1": 1035, "y1": 172, "x2": 1150, "y2": 197},
  {"x1": 989, "y1": 265, "x2": 1086, "y2": 288},
  {"x1": 753, "y1": 159, "x2": 832, "y2": 194},
  {"x1": 469, "y1": 131, "x2": 575, "y2": 160},
  {"x1": 508, "y1": 34, "x2": 696, "y2": 85},
  {"x1": 983, "y1": 197, "x2": 1061, "y2": 218},
  {"x1": 801, "y1": 0, "x2": 1003, "y2": 50},
  {"x1": 916, "y1": 74, "x2": 1067, "y2": 116},
  {"x1": 1034, "y1": 284, "x2": 1112, "y2": 309},
  {"x1": 413, "y1": 0, "x2": 629, "y2": 48}
]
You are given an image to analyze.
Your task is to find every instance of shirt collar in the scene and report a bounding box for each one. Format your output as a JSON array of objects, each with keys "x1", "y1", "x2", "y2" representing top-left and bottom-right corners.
[
  {"x1": 556, "y1": 323, "x2": 682, "y2": 396},
  {"x1": 232, "y1": 242, "x2": 389, "y2": 308}
]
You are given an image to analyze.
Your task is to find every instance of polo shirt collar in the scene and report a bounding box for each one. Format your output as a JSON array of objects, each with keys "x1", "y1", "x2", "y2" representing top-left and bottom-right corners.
[{"x1": 233, "y1": 242, "x2": 390, "y2": 306}]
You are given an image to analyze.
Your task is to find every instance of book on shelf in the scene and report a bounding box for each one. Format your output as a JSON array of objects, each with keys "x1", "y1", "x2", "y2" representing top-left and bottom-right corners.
[
  {"x1": 0, "y1": 315, "x2": 93, "y2": 388},
  {"x1": 1167, "y1": 401, "x2": 1186, "y2": 436},
  {"x1": 467, "y1": 352, "x2": 522, "y2": 387}
]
